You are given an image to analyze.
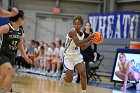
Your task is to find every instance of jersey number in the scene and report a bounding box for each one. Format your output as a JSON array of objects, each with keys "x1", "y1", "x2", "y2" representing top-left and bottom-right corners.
[
  {"x1": 64, "y1": 38, "x2": 72, "y2": 52},
  {"x1": 12, "y1": 41, "x2": 18, "y2": 46}
]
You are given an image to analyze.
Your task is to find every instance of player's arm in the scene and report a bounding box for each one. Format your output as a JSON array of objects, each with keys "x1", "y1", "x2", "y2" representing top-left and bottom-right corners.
[
  {"x1": 80, "y1": 40, "x2": 92, "y2": 50},
  {"x1": 69, "y1": 30, "x2": 93, "y2": 47},
  {"x1": 0, "y1": 25, "x2": 9, "y2": 35},
  {"x1": 0, "y1": 7, "x2": 18, "y2": 18},
  {"x1": 18, "y1": 38, "x2": 32, "y2": 64}
]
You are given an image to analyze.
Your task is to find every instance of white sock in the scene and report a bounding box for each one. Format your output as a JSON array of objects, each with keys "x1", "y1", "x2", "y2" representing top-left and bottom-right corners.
[
  {"x1": 81, "y1": 90, "x2": 86, "y2": 93},
  {"x1": 61, "y1": 73, "x2": 66, "y2": 82}
]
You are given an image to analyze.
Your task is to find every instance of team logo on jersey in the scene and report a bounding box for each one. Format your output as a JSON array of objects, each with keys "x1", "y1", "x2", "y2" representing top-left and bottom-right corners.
[
  {"x1": 9, "y1": 35, "x2": 21, "y2": 39},
  {"x1": 18, "y1": 32, "x2": 21, "y2": 35}
]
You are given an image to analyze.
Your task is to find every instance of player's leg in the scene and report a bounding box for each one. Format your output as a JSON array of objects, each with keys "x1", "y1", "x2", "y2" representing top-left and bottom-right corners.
[
  {"x1": 59, "y1": 69, "x2": 73, "y2": 86},
  {"x1": 63, "y1": 70, "x2": 73, "y2": 83},
  {"x1": 75, "y1": 63, "x2": 87, "y2": 93},
  {"x1": 0, "y1": 62, "x2": 15, "y2": 92},
  {"x1": 60, "y1": 56, "x2": 74, "y2": 84},
  {"x1": 0, "y1": 69, "x2": 6, "y2": 88}
]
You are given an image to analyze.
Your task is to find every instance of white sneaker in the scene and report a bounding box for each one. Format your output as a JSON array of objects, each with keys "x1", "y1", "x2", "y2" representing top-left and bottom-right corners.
[
  {"x1": 35, "y1": 70, "x2": 41, "y2": 74},
  {"x1": 52, "y1": 71, "x2": 61, "y2": 77},
  {"x1": 81, "y1": 90, "x2": 86, "y2": 93},
  {"x1": 45, "y1": 71, "x2": 49, "y2": 76},
  {"x1": 59, "y1": 73, "x2": 66, "y2": 86},
  {"x1": 72, "y1": 75, "x2": 78, "y2": 83},
  {"x1": 47, "y1": 71, "x2": 54, "y2": 76}
]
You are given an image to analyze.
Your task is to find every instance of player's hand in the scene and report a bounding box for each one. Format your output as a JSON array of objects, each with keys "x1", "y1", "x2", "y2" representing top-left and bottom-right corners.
[
  {"x1": 23, "y1": 55, "x2": 32, "y2": 64},
  {"x1": 11, "y1": 7, "x2": 18, "y2": 16},
  {"x1": 90, "y1": 33, "x2": 96, "y2": 39}
]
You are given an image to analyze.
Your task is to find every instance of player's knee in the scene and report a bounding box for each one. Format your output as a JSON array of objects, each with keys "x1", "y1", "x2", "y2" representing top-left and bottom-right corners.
[{"x1": 5, "y1": 68, "x2": 15, "y2": 78}]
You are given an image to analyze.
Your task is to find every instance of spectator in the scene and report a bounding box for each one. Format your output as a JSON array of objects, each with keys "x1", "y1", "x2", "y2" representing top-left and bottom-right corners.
[{"x1": 76, "y1": 22, "x2": 100, "y2": 83}]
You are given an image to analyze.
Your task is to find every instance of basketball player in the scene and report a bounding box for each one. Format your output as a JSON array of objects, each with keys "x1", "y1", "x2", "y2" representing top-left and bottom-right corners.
[
  {"x1": 60, "y1": 16, "x2": 94, "y2": 93},
  {"x1": 0, "y1": 7, "x2": 18, "y2": 18},
  {"x1": 115, "y1": 53, "x2": 140, "y2": 91},
  {"x1": 0, "y1": 10, "x2": 32, "y2": 93}
]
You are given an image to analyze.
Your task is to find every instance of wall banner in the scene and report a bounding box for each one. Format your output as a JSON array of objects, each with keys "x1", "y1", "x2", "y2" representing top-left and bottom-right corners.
[{"x1": 89, "y1": 12, "x2": 140, "y2": 38}]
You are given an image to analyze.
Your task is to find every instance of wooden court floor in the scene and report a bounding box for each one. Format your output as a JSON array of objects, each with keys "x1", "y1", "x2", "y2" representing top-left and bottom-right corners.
[{"x1": 12, "y1": 72, "x2": 135, "y2": 93}]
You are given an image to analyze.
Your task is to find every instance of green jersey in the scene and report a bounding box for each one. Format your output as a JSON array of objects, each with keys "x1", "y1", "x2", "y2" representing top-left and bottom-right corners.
[{"x1": 1, "y1": 22, "x2": 23, "y2": 55}]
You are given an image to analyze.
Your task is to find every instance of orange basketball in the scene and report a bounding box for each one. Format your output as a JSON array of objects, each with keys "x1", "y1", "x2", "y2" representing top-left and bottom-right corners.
[{"x1": 91, "y1": 32, "x2": 103, "y2": 44}]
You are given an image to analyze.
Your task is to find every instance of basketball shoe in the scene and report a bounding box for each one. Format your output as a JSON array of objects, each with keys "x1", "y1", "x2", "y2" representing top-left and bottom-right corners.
[
  {"x1": 81, "y1": 90, "x2": 86, "y2": 93},
  {"x1": 59, "y1": 73, "x2": 66, "y2": 86}
]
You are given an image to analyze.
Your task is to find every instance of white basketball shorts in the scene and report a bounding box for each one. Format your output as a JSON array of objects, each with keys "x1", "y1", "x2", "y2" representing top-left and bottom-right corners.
[{"x1": 62, "y1": 53, "x2": 84, "y2": 71}]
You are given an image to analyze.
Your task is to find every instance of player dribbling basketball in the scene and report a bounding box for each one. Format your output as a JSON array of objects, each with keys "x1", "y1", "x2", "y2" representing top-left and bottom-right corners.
[{"x1": 60, "y1": 16, "x2": 95, "y2": 93}]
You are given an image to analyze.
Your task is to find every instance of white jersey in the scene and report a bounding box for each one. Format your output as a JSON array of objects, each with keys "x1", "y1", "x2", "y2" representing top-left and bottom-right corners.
[
  {"x1": 45, "y1": 47, "x2": 53, "y2": 56},
  {"x1": 64, "y1": 29, "x2": 84, "y2": 56},
  {"x1": 59, "y1": 47, "x2": 65, "y2": 58},
  {"x1": 63, "y1": 29, "x2": 85, "y2": 70},
  {"x1": 53, "y1": 48, "x2": 59, "y2": 56},
  {"x1": 53, "y1": 47, "x2": 65, "y2": 58}
]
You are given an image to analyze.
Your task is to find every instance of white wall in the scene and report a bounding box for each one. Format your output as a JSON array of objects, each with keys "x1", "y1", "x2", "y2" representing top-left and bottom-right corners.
[
  {"x1": 13, "y1": 0, "x2": 100, "y2": 41},
  {"x1": 23, "y1": 10, "x2": 36, "y2": 41},
  {"x1": 116, "y1": 2, "x2": 140, "y2": 12}
]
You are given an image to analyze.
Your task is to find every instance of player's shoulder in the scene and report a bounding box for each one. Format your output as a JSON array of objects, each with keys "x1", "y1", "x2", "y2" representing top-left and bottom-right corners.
[
  {"x1": 69, "y1": 28, "x2": 76, "y2": 33},
  {"x1": 68, "y1": 28, "x2": 77, "y2": 37},
  {"x1": 0, "y1": 23, "x2": 10, "y2": 34}
]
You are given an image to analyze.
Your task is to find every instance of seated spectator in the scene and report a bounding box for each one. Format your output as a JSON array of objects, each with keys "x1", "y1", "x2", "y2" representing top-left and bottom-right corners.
[
  {"x1": 46, "y1": 42, "x2": 56, "y2": 76},
  {"x1": 52, "y1": 39, "x2": 65, "y2": 76}
]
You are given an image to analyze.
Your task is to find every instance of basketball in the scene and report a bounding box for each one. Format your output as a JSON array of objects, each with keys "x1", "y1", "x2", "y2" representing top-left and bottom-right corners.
[{"x1": 91, "y1": 32, "x2": 103, "y2": 44}]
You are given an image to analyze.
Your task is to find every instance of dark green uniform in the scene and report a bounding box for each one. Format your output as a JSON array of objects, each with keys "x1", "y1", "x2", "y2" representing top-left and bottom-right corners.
[{"x1": 0, "y1": 23, "x2": 22, "y2": 66}]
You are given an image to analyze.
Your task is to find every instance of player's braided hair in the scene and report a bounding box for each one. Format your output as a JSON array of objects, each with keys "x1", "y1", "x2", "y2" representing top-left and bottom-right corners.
[{"x1": 73, "y1": 16, "x2": 83, "y2": 25}]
